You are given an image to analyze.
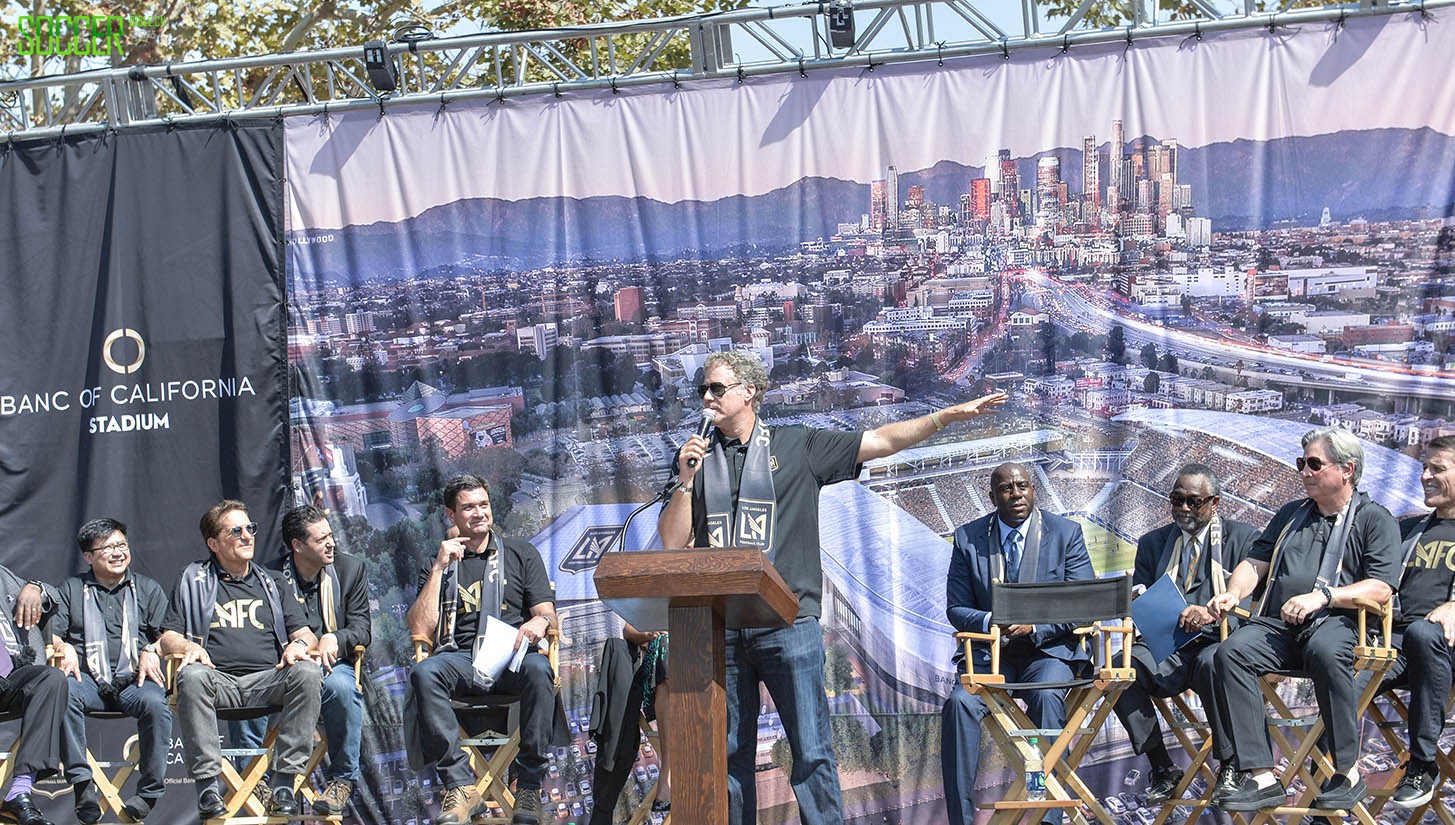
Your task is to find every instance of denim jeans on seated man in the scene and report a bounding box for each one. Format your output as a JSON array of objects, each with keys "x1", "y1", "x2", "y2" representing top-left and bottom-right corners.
[
  {"x1": 61, "y1": 674, "x2": 172, "y2": 805},
  {"x1": 231, "y1": 662, "x2": 363, "y2": 784}
]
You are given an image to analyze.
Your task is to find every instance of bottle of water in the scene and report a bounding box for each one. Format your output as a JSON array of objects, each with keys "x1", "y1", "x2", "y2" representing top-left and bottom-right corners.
[{"x1": 1025, "y1": 736, "x2": 1046, "y2": 801}]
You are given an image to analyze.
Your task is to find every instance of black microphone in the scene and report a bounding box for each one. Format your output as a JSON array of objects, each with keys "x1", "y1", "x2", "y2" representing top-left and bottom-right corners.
[{"x1": 687, "y1": 409, "x2": 717, "y2": 468}]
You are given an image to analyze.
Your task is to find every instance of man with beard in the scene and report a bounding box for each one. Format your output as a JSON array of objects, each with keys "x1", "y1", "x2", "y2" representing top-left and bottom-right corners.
[
  {"x1": 1110, "y1": 466, "x2": 1259, "y2": 805},
  {"x1": 940, "y1": 462, "x2": 1096, "y2": 825},
  {"x1": 405, "y1": 475, "x2": 560, "y2": 825},
  {"x1": 1379, "y1": 435, "x2": 1455, "y2": 809}
]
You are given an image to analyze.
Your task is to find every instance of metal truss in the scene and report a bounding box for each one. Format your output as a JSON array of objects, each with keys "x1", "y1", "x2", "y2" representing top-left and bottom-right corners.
[{"x1": 1, "y1": 0, "x2": 1449, "y2": 140}]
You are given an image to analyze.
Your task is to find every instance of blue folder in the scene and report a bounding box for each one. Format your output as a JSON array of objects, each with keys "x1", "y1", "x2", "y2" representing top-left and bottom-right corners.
[{"x1": 1131, "y1": 573, "x2": 1202, "y2": 663}]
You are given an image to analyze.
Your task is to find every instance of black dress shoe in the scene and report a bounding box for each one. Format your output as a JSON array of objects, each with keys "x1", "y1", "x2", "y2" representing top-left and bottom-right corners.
[
  {"x1": 1312, "y1": 775, "x2": 1368, "y2": 811},
  {"x1": 197, "y1": 788, "x2": 227, "y2": 820},
  {"x1": 1216, "y1": 774, "x2": 1286, "y2": 812},
  {"x1": 74, "y1": 782, "x2": 102, "y2": 825},
  {"x1": 1145, "y1": 767, "x2": 1184, "y2": 805},
  {"x1": 267, "y1": 786, "x2": 299, "y2": 817},
  {"x1": 1, "y1": 794, "x2": 57, "y2": 825},
  {"x1": 119, "y1": 794, "x2": 156, "y2": 823}
]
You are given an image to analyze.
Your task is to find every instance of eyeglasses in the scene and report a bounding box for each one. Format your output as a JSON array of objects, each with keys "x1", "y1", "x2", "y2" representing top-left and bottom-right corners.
[
  {"x1": 1169, "y1": 494, "x2": 1214, "y2": 509},
  {"x1": 696, "y1": 381, "x2": 743, "y2": 398},
  {"x1": 87, "y1": 541, "x2": 130, "y2": 554},
  {"x1": 222, "y1": 522, "x2": 260, "y2": 539},
  {"x1": 1296, "y1": 456, "x2": 1334, "y2": 473}
]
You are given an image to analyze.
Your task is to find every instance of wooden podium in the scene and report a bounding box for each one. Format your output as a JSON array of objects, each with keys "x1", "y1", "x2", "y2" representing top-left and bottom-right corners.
[{"x1": 593, "y1": 548, "x2": 798, "y2": 825}]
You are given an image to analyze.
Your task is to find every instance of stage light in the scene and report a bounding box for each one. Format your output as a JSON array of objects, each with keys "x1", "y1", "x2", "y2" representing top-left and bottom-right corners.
[
  {"x1": 827, "y1": 0, "x2": 855, "y2": 50},
  {"x1": 363, "y1": 41, "x2": 397, "y2": 93}
]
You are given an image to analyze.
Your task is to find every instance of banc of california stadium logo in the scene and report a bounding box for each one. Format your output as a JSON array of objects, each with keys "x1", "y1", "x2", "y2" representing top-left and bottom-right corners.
[
  {"x1": 102, "y1": 328, "x2": 146, "y2": 374},
  {"x1": 560, "y1": 525, "x2": 623, "y2": 574}
]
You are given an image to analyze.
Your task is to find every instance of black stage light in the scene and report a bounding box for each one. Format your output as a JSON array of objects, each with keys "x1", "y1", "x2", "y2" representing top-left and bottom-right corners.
[
  {"x1": 827, "y1": 0, "x2": 855, "y2": 50},
  {"x1": 363, "y1": 40, "x2": 397, "y2": 93}
]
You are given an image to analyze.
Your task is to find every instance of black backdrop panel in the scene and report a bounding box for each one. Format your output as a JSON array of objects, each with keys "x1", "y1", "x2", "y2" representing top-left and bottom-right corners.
[{"x1": 0, "y1": 121, "x2": 287, "y2": 820}]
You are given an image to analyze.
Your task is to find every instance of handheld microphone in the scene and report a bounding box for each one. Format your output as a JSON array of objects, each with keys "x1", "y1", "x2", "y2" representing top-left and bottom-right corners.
[{"x1": 687, "y1": 409, "x2": 716, "y2": 468}]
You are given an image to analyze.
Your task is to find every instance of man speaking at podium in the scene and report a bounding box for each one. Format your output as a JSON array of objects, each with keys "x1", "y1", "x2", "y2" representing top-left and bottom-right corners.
[{"x1": 657, "y1": 349, "x2": 1004, "y2": 825}]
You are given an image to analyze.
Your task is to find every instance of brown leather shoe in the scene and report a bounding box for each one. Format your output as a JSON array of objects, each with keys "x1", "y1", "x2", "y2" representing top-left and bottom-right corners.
[
  {"x1": 312, "y1": 780, "x2": 353, "y2": 815},
  {"x1": 436, "y1": 785, "x2": 485, "y2": 825}
]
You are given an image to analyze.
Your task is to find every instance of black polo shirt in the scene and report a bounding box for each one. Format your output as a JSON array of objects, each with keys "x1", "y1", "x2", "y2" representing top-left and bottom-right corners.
[
  {"x1": 1250, "y1": 495, "x2": 1402, "y2": 621},
  {"x1": 416, "y1": 537, "x2": 554, "y2": 650},
  {"x1": 672, "y1": 424, "x2": 862, "y2": 619}
]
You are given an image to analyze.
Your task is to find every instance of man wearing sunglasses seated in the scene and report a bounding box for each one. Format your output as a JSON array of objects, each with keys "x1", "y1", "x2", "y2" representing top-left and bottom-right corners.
[
  {"x1": 1110, "y1": 465, "x2": 1258, "y2": 807},
  {"x1": 158, "y1": 500, "x2": 322, "y2": 820},
  {"x1": 1207, "y1": 428, "x2": 1401, "y2": 812}
]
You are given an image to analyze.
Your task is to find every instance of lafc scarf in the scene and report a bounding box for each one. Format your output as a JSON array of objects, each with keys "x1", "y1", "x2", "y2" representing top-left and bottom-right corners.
[
  {"x1": 1160, "y1": 517, "x2": 1228, "y2": 600},
  {"x1": 433, "y1": 532, "x2": 504, "y2": 652},
  {"x1": 177, "y1": 559, "x2": 288, "y2": 651},
  {"x1": 279, "y1": 555, "x2": 340, "y2": 634},
  {"x1": 81, "y1": 576, "x2": 139, "y2": 684},
  {"x1": 703, "y1": 420, "x2": 777, "y2": 554}
]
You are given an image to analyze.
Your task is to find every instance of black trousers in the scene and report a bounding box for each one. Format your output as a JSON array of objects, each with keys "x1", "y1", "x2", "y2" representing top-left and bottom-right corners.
[
  {"x1": 1113, "y1": 637, "x2": 1226, "y2": 762},
  {"x1": 0, "y1": 664, "x2": 67, "y2": 778},
  {"x1": 1378, "y1": 620, "x2": 1455, "y2": 765},
  {"x1": 1212, "y1": 615, "x2": 1360, "y2": 772}
]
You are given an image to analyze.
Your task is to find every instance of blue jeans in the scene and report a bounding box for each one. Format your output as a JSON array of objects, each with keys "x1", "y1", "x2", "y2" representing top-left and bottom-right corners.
[
  {"x1": 726, "y1": 616, "x2": 841, "y2": 825},
  {"x1": 61, "y1": 674, "x2": 172, "y2": 801},
  {"x1": 232, "y1": 663, "x2": 362, "y2": 782}
]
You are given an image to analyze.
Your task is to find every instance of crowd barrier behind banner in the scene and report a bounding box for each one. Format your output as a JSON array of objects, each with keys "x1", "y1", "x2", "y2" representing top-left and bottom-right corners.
[{"x1": 3, "y1": 8, "x2": 1455, "y2": 825}]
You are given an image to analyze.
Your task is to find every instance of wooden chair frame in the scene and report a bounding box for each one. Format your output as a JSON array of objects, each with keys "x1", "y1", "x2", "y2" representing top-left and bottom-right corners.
[
  {"x1": 1225, "y1": 599, "x2": 1397, "y2": 825},
  {"x1": 411, "y1": 629, "x2": 560, "y2": 824},
  {"x1": 1359, "y1": 680, "x2": 1455, "y2": 824},
  {"x1": 165, "y1": 646, "x2": 360, "y2": 824},
  {"x1": 955, "y1": 576, "x2": 1137, "y2": 825}
]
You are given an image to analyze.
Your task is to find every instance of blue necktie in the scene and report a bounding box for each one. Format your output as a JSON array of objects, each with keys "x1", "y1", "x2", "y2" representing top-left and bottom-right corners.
[{"x1": 1005, "y1": 531, "x2": 1023, "y2": 582}]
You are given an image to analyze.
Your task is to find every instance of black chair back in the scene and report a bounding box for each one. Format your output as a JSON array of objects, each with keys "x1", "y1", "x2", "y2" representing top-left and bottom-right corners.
[{"x1": 989, "y1": 574, "x2": 1132, "y2": 626}]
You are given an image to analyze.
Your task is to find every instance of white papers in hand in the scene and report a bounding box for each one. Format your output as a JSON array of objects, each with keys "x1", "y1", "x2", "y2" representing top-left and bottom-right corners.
[{"x1": 472, "y1": 616, "x2": 527, "y2": 686}]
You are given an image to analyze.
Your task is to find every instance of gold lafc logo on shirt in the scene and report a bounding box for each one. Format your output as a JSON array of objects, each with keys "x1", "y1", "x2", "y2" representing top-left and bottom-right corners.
[
  {"x1": 1410, "y1": 539, "x2": 1455, "y2": 571},
  {"x1": 457, "y1": 565, "x2": 505, "y2": 615},
  {"x1": 211, "y1": 599, "x2": 266, "y2": 630}
]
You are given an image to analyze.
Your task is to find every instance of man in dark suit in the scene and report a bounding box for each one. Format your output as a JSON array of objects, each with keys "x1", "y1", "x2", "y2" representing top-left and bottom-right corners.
[
  {"x1": 1112, "y1": 465, "x2": 1260, "y2": 804},
  {"x1": 233, "y1": 505, "x2": 372, "y2": 815},
  {"x1": 941, "y1": 462, "x2": 1096, "y2": 825}
]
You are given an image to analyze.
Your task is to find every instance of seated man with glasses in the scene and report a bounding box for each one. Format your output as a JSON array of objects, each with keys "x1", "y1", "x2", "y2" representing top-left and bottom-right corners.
[
  {"x1": 52, "y1": 518, "x2": 171, "y2": 824},
  {"x1": 158, "y1": 500, "x2": 323, "y2": 820},
  {"x1": 1206, "y1": 428, "x2": 1401, "y2": 812},
  {"x1": 1111, "y1": 465, "x2": 1259, "y2": 806}
]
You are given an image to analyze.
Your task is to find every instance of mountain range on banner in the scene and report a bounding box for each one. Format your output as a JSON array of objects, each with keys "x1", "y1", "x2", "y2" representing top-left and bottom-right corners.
[{"x1": 290, "y1": 126, "x2": 1455, "y2": 280}]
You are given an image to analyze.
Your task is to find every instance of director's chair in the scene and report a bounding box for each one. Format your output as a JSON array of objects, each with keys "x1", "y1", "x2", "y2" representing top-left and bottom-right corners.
[
  {"x1": 627, "y1": 716, "x2": 671, "y2": 825},
  {"x1": 955, "y1": 575, "x2": 1135, "y2": 825},
  {"x1": 1360, "y1": 682, "x2": 1455, "y2": 824},
  {"x1": 412, "y1": 630, "x2": 560, "y2": 824},
  {"x1": 1233, "y1": 598, "x2": 1396, "y2": 824},
  {"x1": 166, "y1": 652, "x2": 348, "y2": 824}
]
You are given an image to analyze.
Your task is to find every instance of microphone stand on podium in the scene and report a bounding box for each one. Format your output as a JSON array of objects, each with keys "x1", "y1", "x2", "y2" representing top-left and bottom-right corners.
[{"x1": 593, "y1": 489, "x2": 797, "y2": 825}]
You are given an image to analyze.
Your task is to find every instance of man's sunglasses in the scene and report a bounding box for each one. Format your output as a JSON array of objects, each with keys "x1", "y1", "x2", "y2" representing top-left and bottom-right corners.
[
  {"x1": 1169, "y1": 495, "x2": 1214, "y2": 509},
  {"x1": 222, "y1": 522, "x2": 260, "y2": 539},
  {"x1": 696, "y1": 381, "x2": 743, "y2": 398},
  {"x1": 1295, "y1": 456, "x2": 1336, "y2": 473}
]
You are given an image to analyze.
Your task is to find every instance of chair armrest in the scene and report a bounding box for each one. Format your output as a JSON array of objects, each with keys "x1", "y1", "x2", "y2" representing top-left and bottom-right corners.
[
  {"x1": 545, "y1": 628, "x2": 561, "y2": 688},
  {"x1": 411, "y1": 635, "x2": 433, "y2": 664},
  {"x1": 353, "y1": 645, "x2": 366, "y2": 690},
  {"x1": 953, "y1": 629, "x2": 1002, "y2": 684},
  {"x1": 1350, "y1": 597, "x2": 1389, "y2": 615}
]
